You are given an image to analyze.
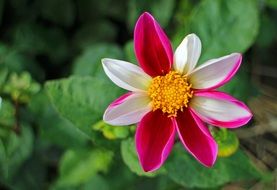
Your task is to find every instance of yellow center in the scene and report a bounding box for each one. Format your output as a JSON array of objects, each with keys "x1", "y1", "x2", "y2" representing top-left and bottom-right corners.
[{"x1": 148, "y1": 71, "x2": 193, "y2": 117}]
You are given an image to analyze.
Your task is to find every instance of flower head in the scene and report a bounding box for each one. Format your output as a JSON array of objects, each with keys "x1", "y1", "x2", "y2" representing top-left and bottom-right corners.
[{"x1": 102, "y1": 12, "x2": 252, "y2": 172}]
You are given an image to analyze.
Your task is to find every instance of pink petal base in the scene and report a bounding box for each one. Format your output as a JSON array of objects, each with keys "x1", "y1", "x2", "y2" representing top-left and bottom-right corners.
[
  {"x1": 175, "y1": 109, "x2": 218, "y2": 167},
  {"x1": 135, "y1": 110, "x2": 176, "y2": 172},
  {"x1": 108, "y1": 92, "x2": 132, "y2": 108}
]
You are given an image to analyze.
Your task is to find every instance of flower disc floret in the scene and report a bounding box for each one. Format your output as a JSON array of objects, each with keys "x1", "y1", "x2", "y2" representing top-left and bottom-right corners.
[{"x1": 148, "y1": 71, "x2": 193, "y2": 117}]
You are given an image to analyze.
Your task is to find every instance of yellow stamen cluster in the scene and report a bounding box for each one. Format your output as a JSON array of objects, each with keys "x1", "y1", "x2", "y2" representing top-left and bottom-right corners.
[{"x1": 148, "y1": 71, "x2": 193, "y2": 117}]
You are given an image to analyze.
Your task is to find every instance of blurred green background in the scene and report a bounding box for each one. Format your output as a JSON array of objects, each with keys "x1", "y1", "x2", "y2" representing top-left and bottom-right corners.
[{"x1": 0, "y1": 0, "x2": 276, "y2": 189}]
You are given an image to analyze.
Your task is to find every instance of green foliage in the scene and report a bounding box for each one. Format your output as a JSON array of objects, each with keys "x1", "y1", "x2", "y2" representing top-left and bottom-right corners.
[
  {"x1": 45, "y1": 76, "x2": 124, "y2": 138},
  {"x1": 124, "y1": 41, "x2": 137, "y2": 64},
  {"x1": 266, "y1": 0, "x2": 277, "y2": 9},
  {"x1": 37, "y1": 0, "x2": 75, "y2": 27},
  {"x1": 165, "y1": 144, "x2": 262, "y2": 188},
  {"x1": 174, "y1": 0, "x2": 259, "y2": 62},
  {"x1": 0, "y1": 126, "x2": 34, "y2": 180},
  {"x1": 3, "y1": 72, "x2": 40, "y2": 103},
  {"x1": 128, "y1": 0, "x2": 175, "y2": 29},
  {"x1": 212, "y1": 128, "x2": 239, "y2": 157},
  {"x1": 73, "y1": 44, "x2": 123, "y2": 78},
  {"x1": 55, "y1": 148, "x2": 113, "y2": 187},
  {"x1": 0, "y1": 0, "x2": 275, "y2": 189},
  {"x1": 93, "y1": 121, "x2": 129, "y2": 140},
  {"x1": 73, "y1": 22, "x2": 118, "y2": 50},
  {"x1": 0, "y1": 100, "x2": 15, "y2": 129},
  {"x1": 121, "y1": 138, "x2": 163, "y2": 177},
  {"x1": 28, "y1": 91, "x2": 89, "y2": 148}
]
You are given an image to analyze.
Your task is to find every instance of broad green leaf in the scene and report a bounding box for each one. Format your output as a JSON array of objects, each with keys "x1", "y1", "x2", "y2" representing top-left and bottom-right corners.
[
  {"x1": 174, "y1": 0, "x2": 259, "y2": 62},
  {"x1": 121, "y1": 138, "x2": 164, "y2": 177},
  {"x1": 28, "y1": 91, "x2": 88, "y2": 148},
  {"x1": 72, "y1": 44, "x2": 123, "y2": 79},
  {"x1": 219, "y1": 66, "x2": 255, "y2": 102},
  {"x1": 127, "y1": 0, "x2": 175, "y2": 29},
  {"x1": 165, "y1": 143, "x2": 262, "y2": 188},
  {"x1": 45, "y1": 76, "x2": 124, "y2": 138},
  {"x1": 56, "y1": 148, "x2": 113, "y2": 187}
]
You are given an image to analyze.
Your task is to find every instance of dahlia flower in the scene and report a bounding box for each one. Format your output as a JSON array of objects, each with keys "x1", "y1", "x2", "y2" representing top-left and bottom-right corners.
[{"x1": 102, "y1": 12, "x2": 252, "y2": 172}]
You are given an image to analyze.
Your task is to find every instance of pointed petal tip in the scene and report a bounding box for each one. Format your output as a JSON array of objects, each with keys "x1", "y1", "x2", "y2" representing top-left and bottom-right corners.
[
  {"x1": 141, "y1": 12, "x2": 152, "y2": 17},
  {"x1": 189, "y1": 52, "x2": 243, "y2": 90},
  {"x1": 137, "y1": 12, "x2": 154, "y2": 23},
  {"x1": 176, "y1": 109, "x2": 218, "y2": 168},
  {"x1": 188, "y1": 33, "x2": 198, "y2": 37},
  {"x1": 135, "y1": 111, "x2": 175, "y2": 173},
  {"x1": 174, "y1": 33, "x2": 202, "y2": 74},
  {"x1": 101, "y1": 58, "x2": 107, "y2": 65},
  {"x1": 134, "y1": 11, "x2": 173, "y2": 77},
  {"x1": 191, "y1": 91, "x2": 253, "y2": 128}
]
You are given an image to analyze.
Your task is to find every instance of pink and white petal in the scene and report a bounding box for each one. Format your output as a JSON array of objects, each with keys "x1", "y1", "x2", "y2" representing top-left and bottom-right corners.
[
  {"x1": 174, "y1": 33, "x2": 202, "y2": 75},
  {"x1": 190, "y1": 91, "x2": 252, "y2": 128},
  {"x1": 134, "y1": 12, "x2": 173, "y2": 77},
  {"x1": 189, "y1": 53, "x2": 242, "y2": 90},
  {"x1": 136, "y1": 110, "x2": 175, "y2": 172},
  {"x1": 102, "y1": 58, "x2": 152, "y2": 92},
  {"x1": 175, "y1": 109, "x2": 218, "y2": 167},
  {"x1": 103, "y1": 92, "x2": 151, "y2": 126}
]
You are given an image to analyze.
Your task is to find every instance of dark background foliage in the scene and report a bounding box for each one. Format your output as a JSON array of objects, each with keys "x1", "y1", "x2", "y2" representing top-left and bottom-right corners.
[{"x1": 0, "y1": 0, "x2": 276, "y2": 189}]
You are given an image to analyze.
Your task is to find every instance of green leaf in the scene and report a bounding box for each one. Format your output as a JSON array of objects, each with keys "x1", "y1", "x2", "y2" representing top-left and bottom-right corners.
[
  {"x1": 81, "y1": 175, "x2": 109, "y2": 190},
  {"x1": 127, "y1": 0, "x2": 175, "y2": 29},
  {"x1": 72, "y1": 44, "x2": 123, "y2": 79},
  {"x1": 219, "y1": 66, "x2": 254, "y2": 102},
  {"x1": 56, "y1": 148, "x2": 113, "y2": 187},
  {"x1": 165, "y1": 143, "x2": 262, "y2": 188},
  {"x1": 6, "y1": 154, "x2": 47, "y2": 190},
  {"x1": 0, "y1": 99, "x2": 15, "y2": 129},
  {"x1": 266, "y1": 0, "x2": 277, "y2": 9},
  {"x1": 124, "y1": 41, "x2": 137, "y2": 64},
  {"x1": 0, "y1": 126, "x2": 34, "y2": 180},
  {"x1": 121, "y1": 138, "x2": 164, "y2": 177},
  {"x1": 28, "y1": 91, "x2": 89, "y2": 148},
  {"x1": 45, "y1": 76, "x2": 124, "y2": 138},
  {"x1": 174, "y1": 0, "x2": 260, "y2": 62}
]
